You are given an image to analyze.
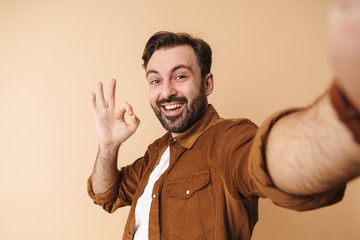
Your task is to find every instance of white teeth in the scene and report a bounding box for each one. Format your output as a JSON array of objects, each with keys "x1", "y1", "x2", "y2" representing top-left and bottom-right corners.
[{"x1": 164, "y1": 104, "x2": 183, "y2": 111}]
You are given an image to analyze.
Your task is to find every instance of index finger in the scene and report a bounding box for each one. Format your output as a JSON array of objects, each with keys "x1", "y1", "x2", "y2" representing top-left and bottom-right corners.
[{"x1": 118, "y1": 102, "x2": 134, "y2": 116}]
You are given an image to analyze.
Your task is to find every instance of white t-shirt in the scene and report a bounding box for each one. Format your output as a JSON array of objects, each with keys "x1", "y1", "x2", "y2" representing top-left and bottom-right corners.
[{"x1": 133, "y1": 146, "x2": 170, "y2": 240}]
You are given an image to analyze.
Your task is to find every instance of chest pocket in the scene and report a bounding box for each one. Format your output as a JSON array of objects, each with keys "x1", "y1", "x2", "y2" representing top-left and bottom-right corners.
[
  {"x1": 165, "y1": 170, "x2": 215, "y2": 239},
  {"x1": 167, "y1": 170, "x2": 210, "y2": 199}
]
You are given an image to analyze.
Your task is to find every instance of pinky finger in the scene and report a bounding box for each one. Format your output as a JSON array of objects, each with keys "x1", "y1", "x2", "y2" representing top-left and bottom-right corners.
[{"x1": 90, "y1": 92, "x2": 98, "y2": 115}]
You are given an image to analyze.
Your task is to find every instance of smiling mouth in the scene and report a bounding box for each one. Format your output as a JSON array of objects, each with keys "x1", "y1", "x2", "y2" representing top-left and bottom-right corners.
[{"x1": 163, "y1": 103, "x2": 184, "y2": 111}]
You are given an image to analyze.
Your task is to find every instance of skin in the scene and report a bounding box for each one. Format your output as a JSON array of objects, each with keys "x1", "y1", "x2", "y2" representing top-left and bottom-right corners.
[{"x1": 90, "y1": 0, "x2": 360, "y2": 196}]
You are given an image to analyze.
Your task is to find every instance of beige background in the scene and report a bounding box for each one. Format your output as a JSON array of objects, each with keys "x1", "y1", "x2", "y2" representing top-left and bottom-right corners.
[{"x1": 0, "y1": 0, "x2": 359, "y2": 239}]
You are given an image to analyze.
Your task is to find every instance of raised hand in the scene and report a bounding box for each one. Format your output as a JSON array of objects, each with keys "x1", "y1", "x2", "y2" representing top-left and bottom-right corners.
[
  {"x1": 328, "y1": 0, "x2": 360, "y2": 109},
  {"x1": 91, "y1": 79, "x2": 140, "y2": 152}
]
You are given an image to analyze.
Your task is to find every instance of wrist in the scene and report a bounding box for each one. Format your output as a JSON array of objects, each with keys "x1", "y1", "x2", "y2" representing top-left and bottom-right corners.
[
  {"x1": 98, "y1": 143, "x2": 121, "y2": 161},
  {"x1": 330, "y1": 80, "x2": 360, "y2": 143}
]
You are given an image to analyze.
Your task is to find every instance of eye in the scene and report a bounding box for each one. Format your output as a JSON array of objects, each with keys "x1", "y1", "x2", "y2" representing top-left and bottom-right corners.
[
  {"x1": 150, "y1": 79, "x2": 160, "y2": 84},
  {"x1": 175, "y1": 75, "x2": 186, "y2": 80}
]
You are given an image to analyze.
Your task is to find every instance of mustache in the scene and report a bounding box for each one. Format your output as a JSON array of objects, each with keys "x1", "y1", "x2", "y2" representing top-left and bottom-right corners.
[{"x1": 156, "y1": 96, "x2": 188, "y2": 107}]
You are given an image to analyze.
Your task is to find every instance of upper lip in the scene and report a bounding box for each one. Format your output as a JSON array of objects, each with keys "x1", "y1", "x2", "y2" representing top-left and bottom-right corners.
[
  {"x1": 161, "y1": 102, "x2": 183, "y2": 107},
  {"x1": 157, "y1": 97, "x2": 188, "y2": 108}
]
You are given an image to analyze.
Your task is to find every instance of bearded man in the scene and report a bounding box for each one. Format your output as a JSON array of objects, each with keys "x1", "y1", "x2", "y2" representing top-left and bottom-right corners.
[{"x1": 87, "y1": 1, "x2": 360, "y2": 239}]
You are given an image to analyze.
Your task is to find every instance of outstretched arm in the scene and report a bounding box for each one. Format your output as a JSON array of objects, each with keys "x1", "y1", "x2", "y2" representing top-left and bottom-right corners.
[
  {"x1": 266, "y1": 0, "x2": 360, "y2": 196},
  {"x1": 90, "y1": 79, "x2": 140, "y2": 194}
]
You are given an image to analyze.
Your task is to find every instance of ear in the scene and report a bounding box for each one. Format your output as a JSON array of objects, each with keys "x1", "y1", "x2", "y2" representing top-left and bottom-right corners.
[{"x1": 203, "y1": 73, "x2": 214, "y2": 96}]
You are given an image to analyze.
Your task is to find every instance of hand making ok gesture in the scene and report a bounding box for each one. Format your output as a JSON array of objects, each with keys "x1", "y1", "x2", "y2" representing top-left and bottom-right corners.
[{"x1": 90, "y1": 79, "x2": 140, "y2": 153}]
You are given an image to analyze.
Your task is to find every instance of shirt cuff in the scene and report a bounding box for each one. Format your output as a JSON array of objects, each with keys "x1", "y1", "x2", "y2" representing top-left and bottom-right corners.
[{"x1": 87, "y1": 175, "x2": 119, "y2": 205}]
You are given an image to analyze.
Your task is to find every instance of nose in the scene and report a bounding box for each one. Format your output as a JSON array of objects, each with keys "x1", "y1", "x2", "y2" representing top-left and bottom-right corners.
[{"x1": 160, "y1": 80, "x2": 177, "y2": 100}]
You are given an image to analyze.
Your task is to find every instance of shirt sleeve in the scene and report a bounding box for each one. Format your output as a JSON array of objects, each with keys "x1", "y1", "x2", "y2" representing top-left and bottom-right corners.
[
  {"x1": 87, "y1": 153, "x2": 150, "y2": 213},
  {"x1": 247, "y1": 108, "x2": 346, "y2": 211}
]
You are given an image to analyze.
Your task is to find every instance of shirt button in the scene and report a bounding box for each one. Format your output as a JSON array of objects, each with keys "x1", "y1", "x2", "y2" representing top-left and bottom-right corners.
[
  {"x1": 172, "y1": 138, "x2": 177, "y2": 142},
  {"x1": 186, "y1": 190, "x2": 190, "y2": 195},
  {"x1": 153, "y1": 194, "x2": 156, "y2": 199}
]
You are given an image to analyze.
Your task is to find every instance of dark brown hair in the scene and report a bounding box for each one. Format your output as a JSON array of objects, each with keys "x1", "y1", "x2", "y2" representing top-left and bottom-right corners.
[{"x1": 142, "y1": 31, "x2": 212, "y2": 79}]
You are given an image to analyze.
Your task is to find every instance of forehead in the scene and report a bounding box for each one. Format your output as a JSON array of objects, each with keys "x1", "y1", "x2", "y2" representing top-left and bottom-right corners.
[{"x1": 146, "y1": 45, "x2": 199, "y2": 72}]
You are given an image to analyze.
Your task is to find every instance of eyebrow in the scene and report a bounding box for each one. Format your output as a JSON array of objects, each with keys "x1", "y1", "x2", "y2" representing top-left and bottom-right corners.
[
  {"x1": 146, "y1": 64, "x2": 193, "y2": 78},
  {"x1": 146, "y1": 69, "x2": 159, "y2": 77}
]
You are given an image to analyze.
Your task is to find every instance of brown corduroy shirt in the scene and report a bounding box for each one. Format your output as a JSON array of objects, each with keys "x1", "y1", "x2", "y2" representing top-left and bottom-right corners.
[{"x1": 88, "y1": 105, "x2": 345, "y2": 240}]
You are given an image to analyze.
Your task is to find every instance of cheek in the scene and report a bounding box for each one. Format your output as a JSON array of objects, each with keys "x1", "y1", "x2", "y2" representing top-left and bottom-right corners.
[
  {"x1": 149, "y1": 88, "x2": 159, "y2": 104},
  {"x1": 183, "y1": 87, "x2": 200, "y2": 101}
]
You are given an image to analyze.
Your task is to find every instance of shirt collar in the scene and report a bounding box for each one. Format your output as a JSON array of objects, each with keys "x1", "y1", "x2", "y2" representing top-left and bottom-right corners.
[{"x1": 174, "y1": 104, "x2": 220, "y2": 149}]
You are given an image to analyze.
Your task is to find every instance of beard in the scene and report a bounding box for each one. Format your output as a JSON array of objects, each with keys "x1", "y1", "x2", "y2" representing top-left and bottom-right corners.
[{"x1": 151, "y1": 83, "x2": 208, "y2": 133}]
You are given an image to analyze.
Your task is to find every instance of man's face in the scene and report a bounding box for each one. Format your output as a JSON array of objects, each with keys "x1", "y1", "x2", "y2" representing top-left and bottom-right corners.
[{"x1": 146, "y1": 45, "x2": 208, "y2": 134}]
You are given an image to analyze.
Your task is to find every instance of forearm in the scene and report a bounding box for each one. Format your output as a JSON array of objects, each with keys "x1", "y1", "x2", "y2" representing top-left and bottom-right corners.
[
  {"x1": 266, "y1": 93, "x2": 360, "y2": 195},
  {"x1": 91, "y1": 144, "x2": 121, "y2": 194}
]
